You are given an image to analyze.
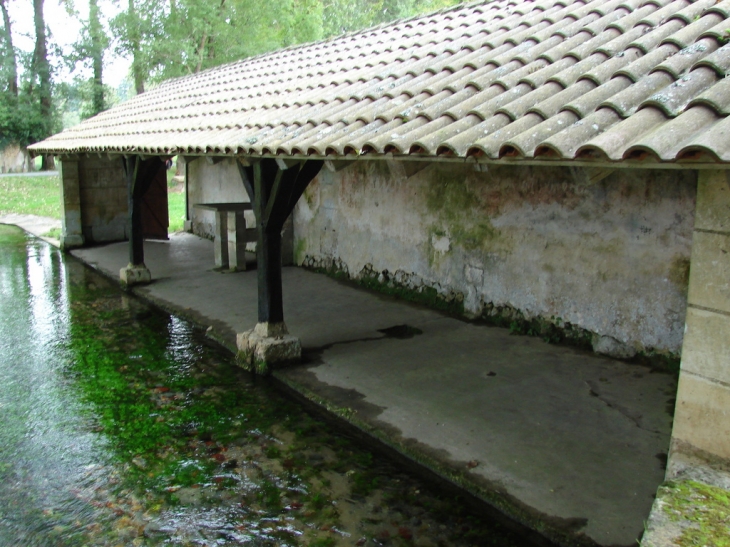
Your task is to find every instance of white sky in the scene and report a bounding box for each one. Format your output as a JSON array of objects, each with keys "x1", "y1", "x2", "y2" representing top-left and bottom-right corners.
[{"x1": 6, "y1": 0, "x2": 131, "y2": 88}]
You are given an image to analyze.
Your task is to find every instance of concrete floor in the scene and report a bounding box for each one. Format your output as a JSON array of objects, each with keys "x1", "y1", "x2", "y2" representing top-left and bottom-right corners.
[{"x1": 69, "y1": 233, "x2": 676, "y2": 547}]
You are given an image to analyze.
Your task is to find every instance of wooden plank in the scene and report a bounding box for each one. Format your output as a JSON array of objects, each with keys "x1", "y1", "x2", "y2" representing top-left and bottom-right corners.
[
  {"x1": 263, "y1": 168, "x2": 285, "y2": 229},
  {"x1": 193, "y1": 202, "x2": 252, "y2": 212},
  {"x1": 236, "y1": 159, "x2": 255, "y2": 205},
  {"x1": 283, "y1": 160, "x2": 324, "y2": 220}
]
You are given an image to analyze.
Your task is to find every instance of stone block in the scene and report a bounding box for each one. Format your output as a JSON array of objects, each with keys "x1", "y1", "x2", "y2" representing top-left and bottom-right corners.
[
  {"x1": 695, "y1": 171, "x2": 730, "y2": 233},
  {"x1": 227, "y1": 210, "x2": 248, "y2": 271},
  {"x1": 60, "y1": 234, "x2": 84, "y2": 250},
  {"x1": 236, "y1": 322, "x2": 301, "y2": 375},
  {"x1": 214, "y1": 210, "x2": 229, "y2": 268},
  {"x1": 592, "y1": 334, "x2": 637, "y2": 359},
  {"x1": 672, "y1": 372, "x2": 730, "y2": 463},
  {"x1": 120, "y1": 264, "x2": 152, "y2": 286},
  {"x1": 687, "y1": 231, "x2": 730, "y2": 314},
  {"x1": 681, "y1": 307, "x2": 730, "y2": 385}
]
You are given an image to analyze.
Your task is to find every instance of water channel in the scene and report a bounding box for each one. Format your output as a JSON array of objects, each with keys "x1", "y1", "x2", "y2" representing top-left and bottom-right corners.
[{"x1": 0, "y1": 224, "x2": 527, "y2": 547}]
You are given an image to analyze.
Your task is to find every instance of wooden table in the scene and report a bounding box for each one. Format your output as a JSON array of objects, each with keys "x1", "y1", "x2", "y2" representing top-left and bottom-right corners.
[{"x1": 193, "y1": 202, "x2": 256, "y2": 271}]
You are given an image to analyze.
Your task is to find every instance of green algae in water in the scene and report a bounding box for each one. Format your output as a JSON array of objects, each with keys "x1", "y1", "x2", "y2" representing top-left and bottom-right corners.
[{"x1": 0, "y1": 224, "x2": 527, "y2": 546}]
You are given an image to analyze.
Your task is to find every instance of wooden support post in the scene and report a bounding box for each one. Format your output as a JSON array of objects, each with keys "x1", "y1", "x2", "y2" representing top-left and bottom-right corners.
[
  {"x1": 253, "y1": 160, "x2": 284, "y2": 324},
  {"x1": 126, "y1": 157, "x2": 143, "y2": 266},
  {"x1": 235, "y1": 157, "x2": 323, "y2": 373},
  {"x1": 120, "y1": 155, "x2": 165, "y2": 286}
]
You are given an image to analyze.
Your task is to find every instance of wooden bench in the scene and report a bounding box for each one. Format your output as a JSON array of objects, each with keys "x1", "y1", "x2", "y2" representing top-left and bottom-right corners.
[{"x1": 193, "y1": 202, "x2": 256, "y2": 271}]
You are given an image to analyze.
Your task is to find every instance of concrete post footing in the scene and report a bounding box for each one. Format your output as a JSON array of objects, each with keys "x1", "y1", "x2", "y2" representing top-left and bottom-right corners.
[
  {"x1": 120, "y1": 263, "x2": 152, "y2": 286},
  {"x1": 236, "y1": 322, "x2": 301, "y2": 375}
]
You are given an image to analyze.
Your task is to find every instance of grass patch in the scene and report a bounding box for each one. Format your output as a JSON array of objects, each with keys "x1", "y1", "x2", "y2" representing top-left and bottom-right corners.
[
  {"x1": 0, "y1": 174, "x2": 61, "y2": 219},
  {"x1": 168, "y1": 191, "x2": 186, "y2": 233},
  {"x1": 43, "y1": 227, "x2": 62, "y2": 239},
  {"x1": 0, "y1": 172, "x2": 187, "y2": 235}
]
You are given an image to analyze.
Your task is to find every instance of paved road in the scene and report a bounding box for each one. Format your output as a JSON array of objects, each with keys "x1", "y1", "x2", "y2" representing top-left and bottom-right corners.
[{"x1": 0, "y1": 171, "x2": 58, "y2": 178}]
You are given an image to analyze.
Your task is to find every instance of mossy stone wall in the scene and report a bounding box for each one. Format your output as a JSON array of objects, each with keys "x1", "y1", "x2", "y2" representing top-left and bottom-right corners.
[{"x1": 293, "y1": 161, "x2": 696, "y2": 358}]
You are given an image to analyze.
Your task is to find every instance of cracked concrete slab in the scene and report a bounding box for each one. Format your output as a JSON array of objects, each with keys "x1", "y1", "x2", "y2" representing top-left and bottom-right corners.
[{"x1": 68, "y1": 233, "x2": 676, "y2": 547}]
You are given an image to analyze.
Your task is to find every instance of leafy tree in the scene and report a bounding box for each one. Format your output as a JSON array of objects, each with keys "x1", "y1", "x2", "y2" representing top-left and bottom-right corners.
[
  {"x1": 111, "y1": 0, "x2": 324, "y2": 89},
  {"x1": 0, "y1": 0, "x2": 60, "y2": 163},
  {"x1": 88, "y1": 0, "x2": 106, "y2": 114}
]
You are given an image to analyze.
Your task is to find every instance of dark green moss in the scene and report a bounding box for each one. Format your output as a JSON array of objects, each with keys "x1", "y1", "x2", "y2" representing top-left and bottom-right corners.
[
  {"x1": 661, "y1": 480, "x2": 730, "y2": 547},
  {"x1": 310, "y1": 263, "x2": 465, "y2": 317}
]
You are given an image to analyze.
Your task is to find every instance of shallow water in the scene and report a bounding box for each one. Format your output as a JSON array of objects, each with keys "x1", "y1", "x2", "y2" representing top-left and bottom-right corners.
[{"x1": 0, "y1": 224, "x2": 523, "y2": 546}]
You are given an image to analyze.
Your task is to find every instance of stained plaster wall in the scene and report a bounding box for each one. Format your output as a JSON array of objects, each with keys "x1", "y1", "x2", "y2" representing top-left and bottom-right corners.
[
  {"x1": 58, "y1": 156, "x2": 128, "y2": 247},
  {"x1": 187, "y1": 158, "x2": 251, "y2": 239},
  {"x1": 293, "y1": 161, "x2": 697, "y2": 357}
]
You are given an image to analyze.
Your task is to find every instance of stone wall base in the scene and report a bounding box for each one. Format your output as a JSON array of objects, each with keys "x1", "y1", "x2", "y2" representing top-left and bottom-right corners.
[{"x1": 236, "y1": 322, "x2": 301, "y2": 375}]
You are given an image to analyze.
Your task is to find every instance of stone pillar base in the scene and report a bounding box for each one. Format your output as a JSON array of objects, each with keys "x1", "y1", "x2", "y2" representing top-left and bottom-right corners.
[
  {"x1": 236, "y1": 322, "x2": 301, "y2": 375},
  {"x1": 120, "y1": 263, "x2": 152, "y2": 286},
  {"x1": 60, "y1": 234, "x2": 85, "y2": 250}
]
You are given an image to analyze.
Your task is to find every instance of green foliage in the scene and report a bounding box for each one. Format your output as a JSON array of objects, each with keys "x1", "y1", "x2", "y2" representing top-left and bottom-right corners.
[
  {"x1": 111, "y1": 0, "x2": 466, "y2": 90},
  {"x1": 322, "y1": 0, "x2": 461, "y2": 36},
  {"x1": 168, "y1": 191, "x2": 186, "y2": 233},
  {"x1": 56, "y1": 78, "x2": 119, "y2": 124},
  {"x1": 111, "y1": 0, "x2": 326, "y2": 87},
  {"x1": 0, "y1": 86, "x2": 61, "y2": 148}
]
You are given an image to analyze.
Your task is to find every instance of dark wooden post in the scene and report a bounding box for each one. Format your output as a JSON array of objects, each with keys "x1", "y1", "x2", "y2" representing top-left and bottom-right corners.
[
  {"x1": 120, "y1": 155, "x2": 165, "y2": 285},
  {"x1": 238, "y1": 158, "x2": 323, "y2": 326},
  {"x1": 253, "y1": 161, "x2": 284, "y2": 323},
  {"x1": 124, "y1": 156, "x2": 143, "y2": 266}
]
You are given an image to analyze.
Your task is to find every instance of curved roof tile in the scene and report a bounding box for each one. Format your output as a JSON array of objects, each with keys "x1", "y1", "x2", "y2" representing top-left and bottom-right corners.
[{"x1": 30, "y1": 0, "x2": 730, "y2": 166}]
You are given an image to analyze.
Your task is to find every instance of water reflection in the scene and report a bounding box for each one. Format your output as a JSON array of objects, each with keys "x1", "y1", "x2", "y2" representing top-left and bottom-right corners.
[
  {"x1": 0, "y1": 227, "x2": 111, "y2": 547},
  {"x1": 0, "y1": 225, "x2": 524, "y2": 547}
]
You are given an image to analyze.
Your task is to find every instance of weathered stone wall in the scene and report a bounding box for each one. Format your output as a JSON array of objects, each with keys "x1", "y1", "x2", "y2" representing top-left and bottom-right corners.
[
  {"x1": 188, "y1": 158, "x2": 250, "y2": 239},
  {"x1": 77, "y1": 156, "x2": 128, "y2": 243},
  {"x1": 293, "y1": 161, "x2": 697, "y2": 357}
]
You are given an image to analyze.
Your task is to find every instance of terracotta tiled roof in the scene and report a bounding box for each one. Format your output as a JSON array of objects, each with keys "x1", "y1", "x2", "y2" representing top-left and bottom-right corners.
[{"x1": 30, "y1": 0, "x2": 730, "y2": 165}]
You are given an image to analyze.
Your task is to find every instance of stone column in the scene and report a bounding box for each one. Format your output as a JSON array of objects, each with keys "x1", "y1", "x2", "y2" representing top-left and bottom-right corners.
[
  {"x1": 58, "y1": 157, "x2": 85, "y2": 250},
  {"x1": 670, "y1": 169, "x2": 730, "y2": 471},
  {"x1": 214, "y1": 209, "x2": 229, "y2": 268},
  {"x1": 227, "y1": 210, "x2": 251, "y2": 271}
]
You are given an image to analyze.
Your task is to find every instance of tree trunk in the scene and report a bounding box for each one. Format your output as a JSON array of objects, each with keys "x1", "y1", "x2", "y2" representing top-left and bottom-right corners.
[
  {"x1": 89, "y1": 0, "x2": 104, "y2": 115},
  {"x1": 33, "y1": 0, "x2": 53, "y2": 169},
  {"x1": 32, "y1": 0, "x2": 51, "y2": 127},
  {"x1": 128, "y1": 0, "x2": 145, "y2": 94},
  {"x1": 0, "y1": 0, "x2": 18, "y2": 96}
]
